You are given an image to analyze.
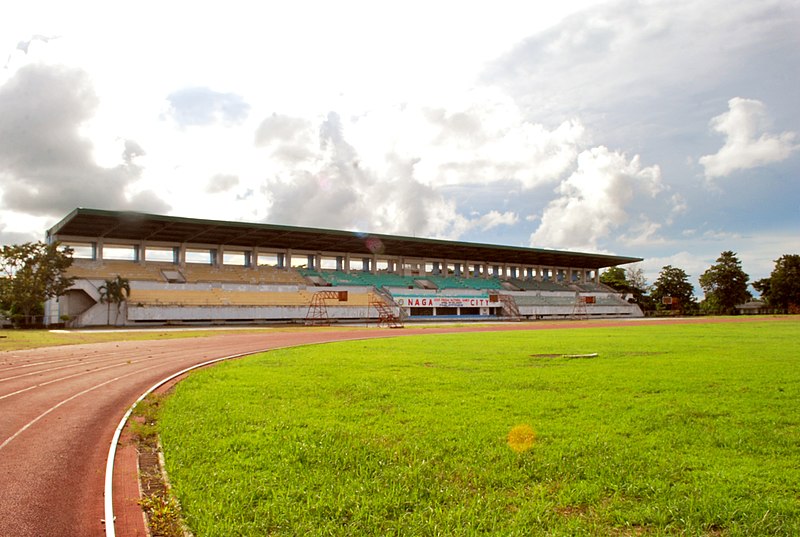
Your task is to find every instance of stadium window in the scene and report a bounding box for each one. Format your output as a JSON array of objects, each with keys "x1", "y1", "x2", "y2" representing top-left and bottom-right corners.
[
  {"x1": 186, "y1": 248, "x2": 214, "y2": 264},
  {"x1": 223, "y1": 251, "x2": 247, "y2": 266},
  {"x1": 65, "y1": 242, "x2": 94, "y2": 259},
  {"x1": 103, "y1": 244, "x2": 137, "y2": 261},
  {"x1": 257, "y1": 252, "x2": 279, "y2": 266},
  {"x1": 145, "y1": 247, "x2": 176, "y2": 263},
  {"x1": 375, "y1": 259, "x2": 389, "y2": 272},
  {"x1": 320, "y1": 257, "x2": 338, "y2": 270},
  {"x1": 290, "y1": 256, "x2": 308, "y2": 269}
]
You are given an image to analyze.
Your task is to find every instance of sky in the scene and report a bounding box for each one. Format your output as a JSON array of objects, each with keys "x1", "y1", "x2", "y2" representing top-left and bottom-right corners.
[{"x1": 1, "y1": 0, "x2": 798, "y2": 296}]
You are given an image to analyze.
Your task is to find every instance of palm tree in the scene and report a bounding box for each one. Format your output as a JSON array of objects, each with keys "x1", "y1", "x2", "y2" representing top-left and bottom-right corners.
[{"x1": 98, "y1": 275, "x2": 131, "y2": 326}]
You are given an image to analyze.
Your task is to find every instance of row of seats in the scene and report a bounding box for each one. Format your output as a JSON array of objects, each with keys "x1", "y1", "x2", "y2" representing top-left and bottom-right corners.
[
  {"x1": 68, "y1": 260, "x2": 608, "y2": 294},
  {"x1": 181, "y1": 264, "x2": 306, "y2": 285},
  {"x1": 67, "y1": 260, "x2": 306, "y2": 285},
  {"x1": 513, "y1": 294, "x2": 629, "y2": 307},
  {"x1": 505, "y1": 278, "x2": 574, "y2": 291},
  {"x1": 302, "y1": 270, "x2": 418, "y2": 288},
  {"x1": 128, "y1": 288, "x2": 375, "y2": 307},
  {"x1": 67, "y1": 260, "x2": 166, "y2": 281},
  {"x1": 423, "y1": 275, "x2": 505, "y2": 290}
]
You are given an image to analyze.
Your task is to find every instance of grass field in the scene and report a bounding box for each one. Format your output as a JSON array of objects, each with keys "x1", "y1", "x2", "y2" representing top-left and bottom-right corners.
[{"x1": 158, "y1": 320, "x2": 800, "y2": 536}]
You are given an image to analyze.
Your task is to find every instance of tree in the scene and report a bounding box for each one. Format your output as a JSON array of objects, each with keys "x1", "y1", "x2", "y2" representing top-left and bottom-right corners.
[
  {"x1": 0, "y1": 242, "x2": 75, "y2": 325},
  {"x1": 754, "y1": 254, "x2": 800, "y2": 313},
  {"x1": 98, "y1": 275, "x2": 131, "y2": 326},
  {"x1": 650, "y1": 265, "x2": 696, "y2": 315},
  {"x1": 600, "y1": 267, "x2": 629, "y2": 292},
  {"x1": 699, "y1": 251, "x2": 751, "y2": 315},
  {"x1": 601, "y1": 265, "x2": 653, "y2": 311},
  {"x1": 625, "y1": 265, "x2": 655, "y2": 311}
]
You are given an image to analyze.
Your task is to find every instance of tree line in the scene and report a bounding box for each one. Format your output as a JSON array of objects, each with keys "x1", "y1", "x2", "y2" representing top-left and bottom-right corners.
[{"x1": 601, "y1": 251, "x2": 800, "y2": 315}]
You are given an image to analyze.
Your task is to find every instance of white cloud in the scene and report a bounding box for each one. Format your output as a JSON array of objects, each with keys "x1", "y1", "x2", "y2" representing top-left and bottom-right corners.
[
  {"x1": 205, "y1": 174, "x2": 239, "y2": 194},
  {"x1": 530, "y1": 146, "x2": 662, "y2": 251},
  {"x1": 259, "y1": 111, "x2": 506, "y2": 240},
  {"x1": 620, "y1": 219, "x2": 664, "y2": 247},
  {"x1": 345, "y1": 90, "x2": 586, "y2": 190},
  {"x1": 0, "y1": 63, "x2": 168, "y2": 217},
  {"x1": 475, "y1": 211, "x2": 519, "y2": 231},
  {"x1": 699, "y1": 97, "x2": 798, "y2": 180}
]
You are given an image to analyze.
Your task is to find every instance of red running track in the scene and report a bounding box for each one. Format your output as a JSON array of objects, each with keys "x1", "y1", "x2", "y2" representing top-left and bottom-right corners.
[{"x1": 0, "y1": 318, "x2": 767, "y2": 536}]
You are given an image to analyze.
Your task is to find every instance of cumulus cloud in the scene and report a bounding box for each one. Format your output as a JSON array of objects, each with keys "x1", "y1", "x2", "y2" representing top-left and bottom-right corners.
[
  {"x1": 346, "y1": 90, "x2": 586, "y2": 190},
  {"x1": 699, "y1": 97, "x2": 798, "y2": 180},
  {"x1": 0, "y1": 64, "x2": 169, "y2": 217},
  {"x1": 166, "y1": 86, "x2": 250, "y2": 127},
  {"x1": 261, "y1": 111, "x2": 513, "y2": 239},
  {"x1": 486, "y1": 1, "x2": 798, "y2": 126},
  {"x1": 530, "y1": 147, "x2": 662, "y2": 251},
  {"x1": 255, "y1": 113, "x2": 315, "y2": 163},
  {"x1": 0, "y1": 223, "x2": 38, "y2": 245},
  {"x1": 122, "y1": 139, "x2": 146, "y2": 165},
  {"x1": 475, "y1": 210, "x2": 519, "y2": 231},
  {"x1": 205, "y1": 174, "x2": 239, "y2": 194}
]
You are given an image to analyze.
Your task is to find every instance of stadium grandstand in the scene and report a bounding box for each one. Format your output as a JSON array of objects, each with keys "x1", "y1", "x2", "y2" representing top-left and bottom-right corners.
[{"x1": 44, "y1": 208, "x2": 644, "y2": 327}]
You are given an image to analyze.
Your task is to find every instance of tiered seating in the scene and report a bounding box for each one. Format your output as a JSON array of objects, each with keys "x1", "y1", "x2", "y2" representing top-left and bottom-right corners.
[
  {"x1": 594, "y1": 295, "x2": 630, "y2": 306},
  {"x1": 179, "y1": 265, "x2": 307, "y2": 285},
  {"x1": 129, "y1": 288, "x2": 375, "y2": 308},
  {"x1": 129, "y1": 289, "x2": 316, "y2": 307},
  {"x1": 573, "y1": 282, "x2": 615, "y2": 292},
  {"x1": 514, "y1": 294, "x2": 577, "y2": 307},
  {"x1": 129, "y1": 289, "x2": 222, "y2": 306},
  {"x1": 181, "y1": 264, "x2": 250, "y2": 283},
  {"x1": 67, "y1": 260, "x2": 164, "y2": 281},
  {"x1": 506, "y1": 278, "x2": 568, "y2": 291},
  {"x1": 426, "y1": 275, "x2": 503, "y2": 290},
  {"x1": 297, "y1": 270, "x2": 417, "y2": 288},
  {"x1": 250, "y1": 266, "x2": 307, "y2": 285}
]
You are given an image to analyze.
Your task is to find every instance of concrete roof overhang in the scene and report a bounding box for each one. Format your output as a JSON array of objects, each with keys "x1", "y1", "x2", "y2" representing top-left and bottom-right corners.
[{"x1": 48, "y1": 208, "x2": 642, "y2": 270}]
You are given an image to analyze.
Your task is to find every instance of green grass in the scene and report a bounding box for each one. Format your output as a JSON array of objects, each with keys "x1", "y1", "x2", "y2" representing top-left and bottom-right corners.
[{"x1": 158, "y1": 320, "x2": 800, "y2": 536}]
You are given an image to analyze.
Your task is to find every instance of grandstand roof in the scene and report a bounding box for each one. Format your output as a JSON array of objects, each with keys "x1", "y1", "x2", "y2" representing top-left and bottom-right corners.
[{"x1": 48, "y1": 208, "x2": 642, "y2": 269}]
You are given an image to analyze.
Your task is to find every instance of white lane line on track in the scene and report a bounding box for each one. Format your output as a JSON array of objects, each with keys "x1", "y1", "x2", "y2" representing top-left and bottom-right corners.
[
  {"x1": 0, "y1": 350, "x2": 166, "y2": 383},
  {"x1": 0, "y1": 362, "x2": 167, "y2": 452},
  {"x1": 0, "y1": 357, "x2": 72, "y2": 373},
  {"x1": 104, "y1": 350, "x2": 260, "y2": 537},
  {"x1": 104, "y1": 334, "x2": 384, "y2": 537},
  {"x1": 0, "y1": 352, "x2": 190, "y2": 401}
]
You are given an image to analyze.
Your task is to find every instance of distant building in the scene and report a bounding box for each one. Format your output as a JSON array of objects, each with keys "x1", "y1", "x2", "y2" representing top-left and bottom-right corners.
[{"x1": 735, "y1": 300, "x2": 771, "y2": 315}]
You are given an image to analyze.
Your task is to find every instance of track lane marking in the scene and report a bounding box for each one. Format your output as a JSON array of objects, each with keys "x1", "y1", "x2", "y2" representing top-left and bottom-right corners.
[
  {"x1": 0, "y1": 352, "x2": 184, "y2": 401},
  {"x1": 0, "y1": 362, "x2": 167, "y2": 452},
  {"x1": 0, "y1": 349, "x2": 172, "y2": 383}
]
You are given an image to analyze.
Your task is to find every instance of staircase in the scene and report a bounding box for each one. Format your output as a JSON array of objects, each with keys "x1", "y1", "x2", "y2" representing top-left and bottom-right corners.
[
  {"x1": 496, "y1": 294, "x2": 521, "y2": 320},
  {"x1": 370, "y1": 288, "x2": 404, "y2": 328}
]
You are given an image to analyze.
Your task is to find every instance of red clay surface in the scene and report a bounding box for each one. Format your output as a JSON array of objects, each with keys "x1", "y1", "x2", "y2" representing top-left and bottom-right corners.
[{"x1": 0, "y1": 317, "x2": 779, "y2": 536}]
